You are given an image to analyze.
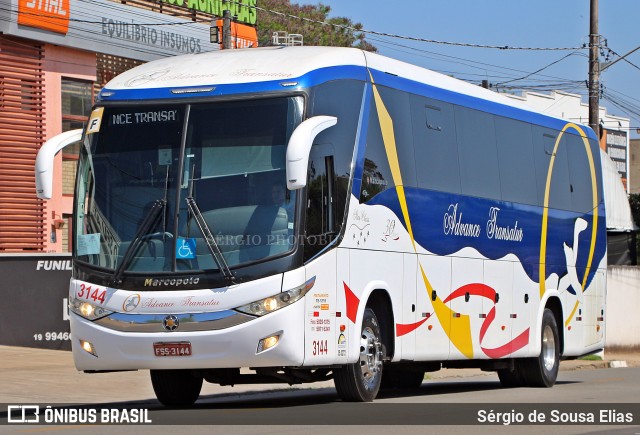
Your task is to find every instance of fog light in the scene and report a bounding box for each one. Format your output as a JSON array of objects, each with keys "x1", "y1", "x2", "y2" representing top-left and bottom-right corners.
[
  {"x1": 79, "y1": 339, "x2": 97, "y2": 357},
  {"x1": 257, "y1": 334, "x2": 280, "y2": 353}
]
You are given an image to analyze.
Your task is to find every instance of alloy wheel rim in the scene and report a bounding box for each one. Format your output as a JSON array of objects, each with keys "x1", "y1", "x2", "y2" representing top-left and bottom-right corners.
[
  {"x1": 542, "y1": 324, "x2": 556, "y2": 371},
  {"x1": 359, "y1": 326, "x2": 382, "y2": 390}
]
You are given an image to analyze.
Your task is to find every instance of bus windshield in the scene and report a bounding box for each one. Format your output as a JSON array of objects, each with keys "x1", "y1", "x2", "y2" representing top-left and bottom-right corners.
[{"x1": 74, "y1": 96, "x2": 304, "y2": 275}]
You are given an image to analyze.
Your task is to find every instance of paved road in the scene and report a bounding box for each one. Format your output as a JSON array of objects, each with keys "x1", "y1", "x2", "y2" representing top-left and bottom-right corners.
[{"x1": 1, "y1": 346, "x2": 639, "y2": 434}]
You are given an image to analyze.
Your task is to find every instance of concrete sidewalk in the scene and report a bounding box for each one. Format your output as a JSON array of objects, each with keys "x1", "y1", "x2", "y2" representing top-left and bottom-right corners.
[{"x1": 1, "y1": 345, "x2": 637, "y2": 405}]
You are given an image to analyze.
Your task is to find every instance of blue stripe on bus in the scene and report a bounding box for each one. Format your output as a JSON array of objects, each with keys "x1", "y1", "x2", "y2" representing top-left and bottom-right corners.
[
  {"x1": 368, "y1": 187, "x2": 607, "y2": 289},
  {"x1": 100, "y1": 64, "x2": 597, "y2": 141}
]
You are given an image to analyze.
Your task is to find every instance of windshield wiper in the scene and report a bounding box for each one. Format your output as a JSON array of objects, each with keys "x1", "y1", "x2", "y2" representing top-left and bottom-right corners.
[
  {"x1": 185, "y1": 196, "x2": 235, "y2": 281},
  {"x1": 110, "y1": 199, "x2": 166, "y2": 286}
]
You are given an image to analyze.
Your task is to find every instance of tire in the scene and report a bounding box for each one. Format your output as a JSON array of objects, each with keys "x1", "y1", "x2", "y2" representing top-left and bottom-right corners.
[
  {"x1": 334, "y1": 307, "x2": 384, "y2": 401},
  {"x1": 521, "y1": 308, "x2": 560, "y2": 387},
  {"x1": 150, "y1": 369, "x2": 203, "y2": 407},
  {"x1": 381, "y1": 365, "x2": 424, "y2": 389}
]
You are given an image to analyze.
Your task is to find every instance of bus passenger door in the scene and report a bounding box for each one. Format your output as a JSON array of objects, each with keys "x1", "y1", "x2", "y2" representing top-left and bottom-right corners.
[
  {"x1": 303, "y1": 143, "x2": 340, "y2": 366},
  {"x1": 414, "y1": 254, "x2": 451, "y2": 361}
]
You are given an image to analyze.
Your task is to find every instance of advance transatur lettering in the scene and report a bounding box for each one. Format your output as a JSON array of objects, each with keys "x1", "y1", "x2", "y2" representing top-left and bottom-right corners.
[{"x1": 160, "y1": 0, "x2": 257, "y2": 25}]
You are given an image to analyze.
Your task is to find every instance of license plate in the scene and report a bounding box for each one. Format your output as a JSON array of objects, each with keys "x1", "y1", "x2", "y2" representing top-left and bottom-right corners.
[{"x1": 153, "y1": 342, "x2": 192, "y2": 357}]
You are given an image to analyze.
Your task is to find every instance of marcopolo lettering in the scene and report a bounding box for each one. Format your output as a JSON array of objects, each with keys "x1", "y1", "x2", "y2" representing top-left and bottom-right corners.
[{"x1": 144, "y1": 277, "x2": 200, "y2": 287}]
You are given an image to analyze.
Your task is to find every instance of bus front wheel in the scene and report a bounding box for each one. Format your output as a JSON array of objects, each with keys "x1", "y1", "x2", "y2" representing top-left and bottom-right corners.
[
  {"x1": 150, "y1": 369, "x2": 203, "y2": 407},
  {"x1": 334, "y1": 307, "x2": 384, "y2": 402}
]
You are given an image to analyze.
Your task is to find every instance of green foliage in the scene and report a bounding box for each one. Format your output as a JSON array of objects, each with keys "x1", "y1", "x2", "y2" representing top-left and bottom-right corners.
[
  {"x1": 578, "y1": 354, "x2": 603, "y2": 361},
  {"x1": 256, "y1": 0, "x2": 377, "y2": 51}
]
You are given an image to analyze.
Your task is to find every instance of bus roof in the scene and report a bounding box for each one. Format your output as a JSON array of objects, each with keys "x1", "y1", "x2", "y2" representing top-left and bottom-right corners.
[{"x1": 102, "y1": 46, "x2": 590, "y2": 135}]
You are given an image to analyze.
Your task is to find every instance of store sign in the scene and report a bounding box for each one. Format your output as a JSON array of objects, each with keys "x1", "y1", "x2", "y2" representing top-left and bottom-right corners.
[
  {"x1": 1, "y1": 0, "x2": 218, "y2": 61},
  {"x1": 17, "y1": 0, "x2": 70, "y2": 34},
  {"x1": 161, "y1": 0, "x2": 257, "y2": 25},
  {"x1": 215, "y1": 20, "x2": 258, "y2": 48}
]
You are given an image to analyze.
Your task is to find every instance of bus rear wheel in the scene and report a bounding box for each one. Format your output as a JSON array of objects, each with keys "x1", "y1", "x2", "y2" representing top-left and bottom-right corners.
[
  {"x1": 521, "y1": 308, "x2": 560, "y2": 387},
  {"x1": 150, "y1": 369, "x2": 203, "y2": 407},
  {"x1": 334, "y1": 307, "x2": 383, "y2": 402}
]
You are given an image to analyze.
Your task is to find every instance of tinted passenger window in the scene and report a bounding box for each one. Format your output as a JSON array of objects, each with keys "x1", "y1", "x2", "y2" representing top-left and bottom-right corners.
[
  {"x1": 533, "y1": 127, "x2": 572, "y2": 210},
  {"x1": 310, "y1": 80, "x2": 365, "y2": 228},
  {"x1": 455, "y1": 106, "x2": 501, "y2": 200},
  {"x1": 566, "y1": 132, "x2": 596, "y2": 213},
  {"x1": 411, "y1": 96, "x2": 461, "y2": 194},
  {"x1": 361, "y1": 86, "x2": 416, "y2": 202},
  {"x1": 360, "y1": 108, "x2": 393, "y2": 203},
  {"x1": 494, "y1": 117, "x2": 538, "y2": 205}
]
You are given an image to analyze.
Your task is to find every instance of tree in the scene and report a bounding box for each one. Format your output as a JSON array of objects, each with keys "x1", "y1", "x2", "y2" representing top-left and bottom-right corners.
[{"x1": 256, "y1": 1, "x2": 377, "y2": 52}]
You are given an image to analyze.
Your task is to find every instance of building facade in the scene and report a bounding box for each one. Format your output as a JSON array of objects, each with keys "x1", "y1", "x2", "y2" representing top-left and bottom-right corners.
[
  {"x1": 630, "y1": 138, "x2": 639, "y2": 194},
  {"x1": 0, "y1": 0, "x2": 249, "y2": 253}
]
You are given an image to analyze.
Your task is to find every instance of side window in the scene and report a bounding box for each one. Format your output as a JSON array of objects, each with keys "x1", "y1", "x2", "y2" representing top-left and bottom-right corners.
[
  {"x1": 455, "y1": 106, "x2": 501, "y2": 200},
  {"x1": 566, "y1": 132, "x2": 596, "y2": 213},
  {"x1": 305, "y1": 144, "x2": 337, "y2": 261},
  {"x1": 310, "y1": 80, "x2": 365, "y2": 231},
  {"x1": 494, "y1": 116, "x2": 538, "y2": 205},
  {"x1": 533, "y1": 127, "x2": 572, "y2": 210},
  {"x1": 360, "y1": 106, "x2": 393, "y2": 203},
  {"x1": 411, "y1": 96, "x2": 461, "y2": 193},
  {"x1": 360, "y1": 86, "x2": 415, "y2": 203}
]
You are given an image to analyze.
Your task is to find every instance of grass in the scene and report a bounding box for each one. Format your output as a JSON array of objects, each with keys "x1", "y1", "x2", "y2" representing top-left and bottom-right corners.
[{"x1": 578, "y1": 354, "x2": 603, "y2": 361}]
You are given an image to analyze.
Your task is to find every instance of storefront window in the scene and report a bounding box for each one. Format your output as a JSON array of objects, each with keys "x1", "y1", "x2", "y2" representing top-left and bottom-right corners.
[
  {"x1": 61, "y1": 78, "x2": 92, "y2": 134},
  {"x1": 61, "y1": 78, "x2": 93, "y2": 252}
]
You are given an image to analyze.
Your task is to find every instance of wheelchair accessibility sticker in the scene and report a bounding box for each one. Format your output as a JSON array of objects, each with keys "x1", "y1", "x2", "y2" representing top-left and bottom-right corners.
[{"x1": 176, "y1": 237, "x2": 196, "y2": 259}]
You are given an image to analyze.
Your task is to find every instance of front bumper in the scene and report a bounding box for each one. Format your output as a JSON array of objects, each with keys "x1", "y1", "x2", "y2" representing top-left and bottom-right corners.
[{"x1": 70, "y1": 301, "x2": 305, "y2": 371}]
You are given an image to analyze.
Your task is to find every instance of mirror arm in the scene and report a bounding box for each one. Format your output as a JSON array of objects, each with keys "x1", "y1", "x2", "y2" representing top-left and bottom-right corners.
[
  {"x1": 35, "y1": 129, "x2": 84, "y2": 199},
  {"x1": 285, "y1": 116, "x2": 337, "y2": 190}
]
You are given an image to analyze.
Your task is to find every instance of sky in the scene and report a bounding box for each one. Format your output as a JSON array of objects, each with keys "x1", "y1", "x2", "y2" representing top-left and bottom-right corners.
[{"x1": 296, "y1": 0, "x2": 640, "y2": 137}]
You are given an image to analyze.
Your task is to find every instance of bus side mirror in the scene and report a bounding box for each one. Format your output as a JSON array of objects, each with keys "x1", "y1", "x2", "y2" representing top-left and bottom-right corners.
[
  {"x1": 286, "y1": 116, "x2": 337, "y2": 190},
  {"x1": 35, "y1": 129, "x2": 84, "y2": 199}
]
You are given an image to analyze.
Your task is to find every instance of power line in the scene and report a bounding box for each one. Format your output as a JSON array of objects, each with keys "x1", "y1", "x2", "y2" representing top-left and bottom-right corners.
[
  {"x1": 238, "y1": 0, "x2": 587, "y2": 51},
  {"x1": 494, "y1": 51, "x2": 582, "y2": 86},
  {"x1": 605, "y1": 47, "x2": 640, "y2": 73}
]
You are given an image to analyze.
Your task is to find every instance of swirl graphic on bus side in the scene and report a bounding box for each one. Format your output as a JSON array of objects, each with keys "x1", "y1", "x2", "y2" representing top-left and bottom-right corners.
[{"x1": 538, "y1": 123, "x2": 600, "y2": 327}]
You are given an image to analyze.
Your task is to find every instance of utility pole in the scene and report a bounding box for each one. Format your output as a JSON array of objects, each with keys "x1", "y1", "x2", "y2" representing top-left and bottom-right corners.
[
  {"x1": 222, "y1": 3, "x2": 232, "y2": 49},
  {"x1": 589, "y1": 0, "x2": 600, "y2": 137}
]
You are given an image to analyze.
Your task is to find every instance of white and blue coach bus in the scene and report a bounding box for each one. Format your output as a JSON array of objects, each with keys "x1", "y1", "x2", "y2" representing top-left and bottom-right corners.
[{"x1": 36, "y1": 46, "x2": 607, "y2": 405}]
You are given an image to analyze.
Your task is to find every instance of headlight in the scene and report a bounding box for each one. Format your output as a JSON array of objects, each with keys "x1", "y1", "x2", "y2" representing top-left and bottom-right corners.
[
  {"x1": 69, "y1": 296, "x2": 113, "y2": 321},
  {"x1": 235, "y1": 276, "x2": 316, "y2": 316}
]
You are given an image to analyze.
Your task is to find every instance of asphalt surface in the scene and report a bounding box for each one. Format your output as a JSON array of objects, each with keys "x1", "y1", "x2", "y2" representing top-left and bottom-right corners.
[{"x1": 1, "y1": 345, "x2": 638, "y2": 405}]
